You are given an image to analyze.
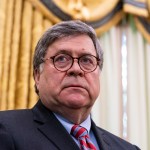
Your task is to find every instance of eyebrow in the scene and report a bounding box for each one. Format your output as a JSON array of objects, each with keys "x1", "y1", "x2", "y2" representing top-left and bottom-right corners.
[
  {"x1": 55, "y1": 49, "x2": 71, "y2": 55},
  {"x1": 54, "y1": 49, "x2": 95, "y2": 56}
]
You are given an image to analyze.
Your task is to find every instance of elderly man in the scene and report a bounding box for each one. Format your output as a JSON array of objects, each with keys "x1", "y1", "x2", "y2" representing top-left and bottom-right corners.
[{"x1": 0, "y1": 20, "x2": 140, "y2": 150}]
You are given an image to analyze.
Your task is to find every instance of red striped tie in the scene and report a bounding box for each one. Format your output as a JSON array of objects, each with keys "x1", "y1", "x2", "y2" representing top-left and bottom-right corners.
[{"x1": 71, "y1": 125, "x2": 97, "y2": 150}]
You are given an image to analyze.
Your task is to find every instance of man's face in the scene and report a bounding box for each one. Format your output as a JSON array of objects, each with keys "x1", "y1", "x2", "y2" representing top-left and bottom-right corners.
[{"x1": 35, "y1": 35, "x2": 100, "y2": 112}]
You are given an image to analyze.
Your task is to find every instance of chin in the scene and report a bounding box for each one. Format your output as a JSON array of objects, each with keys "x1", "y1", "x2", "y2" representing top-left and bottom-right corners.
[
  {"x1": 58, "y1": 93, "x2": 91, "y2": 108},
  {"x1": 64, "y1": 98, "x2": 90, "y2": 109}
]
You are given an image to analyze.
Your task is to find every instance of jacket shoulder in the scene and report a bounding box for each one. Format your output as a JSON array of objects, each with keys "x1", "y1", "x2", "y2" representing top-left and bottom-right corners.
[
  {"x1": 0, "y1": 109, "x2": 32, "y2": 124},
  {"x1": 95, "y1": 126, "x2": 140, "y2": 150}
]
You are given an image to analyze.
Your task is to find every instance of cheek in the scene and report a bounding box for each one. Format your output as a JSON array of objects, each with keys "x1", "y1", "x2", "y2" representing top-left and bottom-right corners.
[
  {"x1": 38, "y1": 71, "x2": 64, "y2": 95},
  {"x1": 87, "y1": 73, "x2": 100, "y2": 99},
  {"x1": 93, "y1": 77, "x2": 100, "y2": 94}
]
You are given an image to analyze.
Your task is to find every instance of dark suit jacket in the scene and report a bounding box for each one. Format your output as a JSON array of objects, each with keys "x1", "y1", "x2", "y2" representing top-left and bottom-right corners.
[{"x1": 0, "y1": 100, "x2": 140, "y2": 150}]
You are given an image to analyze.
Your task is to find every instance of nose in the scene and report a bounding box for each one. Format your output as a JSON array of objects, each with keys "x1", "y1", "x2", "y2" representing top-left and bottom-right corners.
[{"x1": 66, "y1": 59, "x2": 84, "y2": 76}]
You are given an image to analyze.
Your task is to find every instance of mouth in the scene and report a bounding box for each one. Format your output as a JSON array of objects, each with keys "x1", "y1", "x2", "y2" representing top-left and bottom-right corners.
[
  {"x1": 63, "y1": 85, "x2": 86, "y2": 91},
  {"x1": 64, "y1": 85, "x2": 84, "y2": 88}
]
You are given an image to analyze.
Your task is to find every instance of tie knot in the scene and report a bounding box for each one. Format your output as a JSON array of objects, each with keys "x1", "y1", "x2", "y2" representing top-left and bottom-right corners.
[{"x1": 71, "y1": 125, "x2": 88, "y2": 139}]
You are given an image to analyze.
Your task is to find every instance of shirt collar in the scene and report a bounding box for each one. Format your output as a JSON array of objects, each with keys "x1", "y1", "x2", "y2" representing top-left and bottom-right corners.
[{"x1": 53, "y1": 113, "x2": 91, "y2": 134}]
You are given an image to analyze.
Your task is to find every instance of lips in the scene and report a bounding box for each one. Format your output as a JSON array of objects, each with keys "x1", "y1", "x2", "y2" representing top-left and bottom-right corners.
[
  {"x1": 63, "y1": 84, "x2": 87, "y2": 91},
  {"x1": 64, "y1": 85, "x2": 84, "y2": 89},
  {"x1": 62, "y1": 78, "x2": 88, "y2": 92}
]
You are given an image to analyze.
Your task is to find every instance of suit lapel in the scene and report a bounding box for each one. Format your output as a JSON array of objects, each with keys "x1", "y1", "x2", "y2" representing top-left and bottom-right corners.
[
  {"x1": 91, "y1": 120, "x2": 112, "y2": 150},
  {"x1": 32, "y1": 101, "x2": 79, "y2": 150},
  {"x1": 32, "y1": 101, "x2": 114, "y2": 150}
]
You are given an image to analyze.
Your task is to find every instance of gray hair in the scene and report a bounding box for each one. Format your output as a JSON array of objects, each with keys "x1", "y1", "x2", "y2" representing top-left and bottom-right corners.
[{"x1": 33, "y1": 20, "x2": 103, "y2": 72}]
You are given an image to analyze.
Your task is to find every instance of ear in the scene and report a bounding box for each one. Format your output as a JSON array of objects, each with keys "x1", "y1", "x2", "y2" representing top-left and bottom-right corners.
[{"x1": 33, "y1": 69, "x2": 41, "y2": 90}]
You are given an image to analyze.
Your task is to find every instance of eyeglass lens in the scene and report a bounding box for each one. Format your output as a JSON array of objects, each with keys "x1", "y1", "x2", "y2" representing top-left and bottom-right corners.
[{"x1": 53, "y1": 54, "x2": 98, "y2": 72}]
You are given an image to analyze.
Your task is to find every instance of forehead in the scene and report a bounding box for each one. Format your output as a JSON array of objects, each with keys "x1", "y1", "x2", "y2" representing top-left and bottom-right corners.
[{"x1": 46, "y1": 35, "x2": 96, "y2": 56}]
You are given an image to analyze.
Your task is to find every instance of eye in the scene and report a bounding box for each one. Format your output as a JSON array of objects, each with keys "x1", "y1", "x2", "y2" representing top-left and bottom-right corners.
[
  {"x1": 54, "y1": 54, "x2": 70, "y2": 63},
  {"x1": 80, "y1": 56, "x2": 94, "y2": 65}
]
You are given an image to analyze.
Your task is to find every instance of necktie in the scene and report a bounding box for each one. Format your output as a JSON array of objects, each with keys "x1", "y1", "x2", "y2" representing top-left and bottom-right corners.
[{"x1": 71, "y1": 125, "x2": 97, "y2": 150}]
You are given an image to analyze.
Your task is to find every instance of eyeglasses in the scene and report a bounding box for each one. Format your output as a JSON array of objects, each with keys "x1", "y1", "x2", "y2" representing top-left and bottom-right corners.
[{"x1": 41, "y1": 53, "x2": 100, "y2": 73}]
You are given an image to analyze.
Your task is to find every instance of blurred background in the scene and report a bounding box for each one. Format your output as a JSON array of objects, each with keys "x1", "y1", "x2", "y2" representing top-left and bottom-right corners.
[{"x1": 0, "y1": 0, "x2": 150, "y2": 149}]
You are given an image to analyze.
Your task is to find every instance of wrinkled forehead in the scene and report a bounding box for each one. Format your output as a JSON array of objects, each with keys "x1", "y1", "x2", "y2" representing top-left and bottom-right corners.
[{"x1": 45, "y1": 35, "x2": 97, "y2": 57}]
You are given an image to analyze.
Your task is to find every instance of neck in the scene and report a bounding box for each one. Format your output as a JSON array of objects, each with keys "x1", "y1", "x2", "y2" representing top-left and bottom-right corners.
[
  {"x1": 51, "y1": 106, "x2": 92, "y2": 124},
  {"x1": 58, "y1": 108, "x2": 92, "y2": 124},
  {"x1": 41, "y1": 99, "x2": 93, "y2": 124}
]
